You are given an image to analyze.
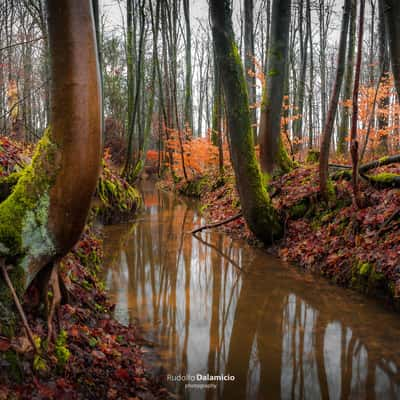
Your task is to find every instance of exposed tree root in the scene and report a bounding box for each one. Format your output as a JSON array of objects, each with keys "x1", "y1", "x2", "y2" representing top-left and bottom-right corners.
[
  {"x1": 47, "y1": 263, "x2": 62, "y2": 343},
  {"x1": 0, "y1": 260, "x2": 38, "y2": 353}
]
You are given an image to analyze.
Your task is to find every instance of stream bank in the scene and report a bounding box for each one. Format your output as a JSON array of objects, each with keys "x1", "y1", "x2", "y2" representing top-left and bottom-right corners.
[
  {"x1": 0, "y1": 141, "x2": 169, "y2": 399},
  {"x1": 166, "y1": 163, "x2": 400, "y2": 309},
  {"x1": 102, "y1": 182, "x2": 400, "y2": 399}
]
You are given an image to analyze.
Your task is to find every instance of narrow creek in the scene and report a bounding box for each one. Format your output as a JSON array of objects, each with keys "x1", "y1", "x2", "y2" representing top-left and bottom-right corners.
[{"x1": 101, "y1": 182, "x2": 400, "y2": 400}]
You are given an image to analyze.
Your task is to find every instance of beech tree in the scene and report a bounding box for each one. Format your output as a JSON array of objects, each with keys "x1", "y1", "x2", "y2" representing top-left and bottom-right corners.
[
  {"x1": 209, "y1": 0, "x2": 282, "y2": 244},
  {"x1": 0, "y1": 0, "x2": 101, "y2": 331}
]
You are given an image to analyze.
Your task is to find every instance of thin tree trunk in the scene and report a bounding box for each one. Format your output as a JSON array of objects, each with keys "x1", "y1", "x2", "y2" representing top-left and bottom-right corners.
[
  {"x1": 259, "y1": 0, "x2": 293, "y2": 175},
  {"x1": 319, "y1": 0, "x2": 352, "y2": 200},
  {"x1": 338, "y1": 0, "x2": 356, "y2": 155}
]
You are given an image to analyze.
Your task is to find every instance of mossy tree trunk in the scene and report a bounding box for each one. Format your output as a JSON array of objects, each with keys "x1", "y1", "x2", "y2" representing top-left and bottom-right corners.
[
  {"x1": 0, "y1": 0, "x2": 101, "y2": 329},
  {"x1": 209, "y1": 0, "x2": 282, "y2": 244},
  {"x1": 259, "y1": 0, "x2": 293, "y2": 176}
]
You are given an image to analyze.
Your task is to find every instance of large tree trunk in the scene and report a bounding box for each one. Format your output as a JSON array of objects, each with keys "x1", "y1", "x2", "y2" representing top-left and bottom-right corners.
[
  {"x1": 259, "y1": 0, "x2": 293, "y2": 175},
  {"x1": 383, "y1": 1, "x2": 400, "y2": 106},
  {"x1": 319, "y1": 0, "x2": 352, "y2": 200},
  {"x1": 0, "y1": 0, "x2": 101, "y2": 327},
  {"x1": 209, "y1": 0, "x2": 282, "y2": 244}
]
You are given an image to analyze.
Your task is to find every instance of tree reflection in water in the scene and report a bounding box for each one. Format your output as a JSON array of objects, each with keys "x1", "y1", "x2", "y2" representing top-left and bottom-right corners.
[{"x1": 102, "y1": 184, "x2": 400, "y2": 400}]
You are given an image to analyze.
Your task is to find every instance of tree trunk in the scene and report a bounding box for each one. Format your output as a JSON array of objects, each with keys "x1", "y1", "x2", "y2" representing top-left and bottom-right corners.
[
  {"x1": 183, "y1": 0, "x2": 193, "y2": 132},
  {"x1": 293, "y1": 0, "x2": 309, "y2": 154},
  {"x1": 338, "y1": 0, "x2": 356, "y2": 155},
  {"x1": 377, "y1": 0, "x2": 390, "y2": 153},
  {"x1": 209, "y1": 0, "x2": 282, "y2": 244},
  {"x1": 244, "y1": 0, "x2": 257, "y2": 142},
  {"x1": 319, "y1": 0, "x2": 352, "y2": 200},
  {"x1": 350, "y1": 0, "x2": 365, "y2": 208},
  {"x1": 0, "y1": 0, "x2": 101, "y2": 327},
  {"x1": 383, "y1": 0, "x2": 400, "y2": 101},
  {"x1": 259, "y1": 0, "x2": 293, "y2": 175}
]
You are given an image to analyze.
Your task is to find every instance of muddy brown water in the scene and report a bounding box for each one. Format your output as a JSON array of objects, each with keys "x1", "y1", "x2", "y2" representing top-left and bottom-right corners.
[{"x1": 101, "y1": 183, "x2": 400, "y2": 400}]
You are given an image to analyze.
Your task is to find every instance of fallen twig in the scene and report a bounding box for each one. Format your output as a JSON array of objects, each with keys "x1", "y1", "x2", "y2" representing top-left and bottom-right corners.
[{"x1": 191, "y1": 212, "x2": 243, "y2": 234}]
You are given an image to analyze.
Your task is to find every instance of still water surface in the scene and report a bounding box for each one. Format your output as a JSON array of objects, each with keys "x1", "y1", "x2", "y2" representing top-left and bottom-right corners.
[{"x1": 102, "y1": 184, "x2": 400, "y2": 399}]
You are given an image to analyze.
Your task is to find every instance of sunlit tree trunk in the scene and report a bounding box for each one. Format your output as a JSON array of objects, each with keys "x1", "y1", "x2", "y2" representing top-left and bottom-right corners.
[
  {"x1": 0, "y1": 0, "x2": 101, "y2": 327},
  {"x1": 210, "y1": 0, "x2": 282, "y2": 244}
]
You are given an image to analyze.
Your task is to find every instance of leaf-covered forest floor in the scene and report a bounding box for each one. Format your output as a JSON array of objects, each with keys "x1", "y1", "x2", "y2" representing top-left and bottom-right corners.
[
  {"x1": 168, "y1": 162, "x2": 400, "y2": 307},
  {"x1": 0, "y1": 138, "x2": 170, "y2": 400}
]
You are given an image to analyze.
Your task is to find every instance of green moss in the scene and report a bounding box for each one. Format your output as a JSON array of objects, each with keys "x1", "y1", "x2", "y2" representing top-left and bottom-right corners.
[
  {"x1": 95, "y1": 161, "x2": 141, "y2": 224},
  {"x1": 33, "y1": 354, "x2": 48, "y2": 373},
  {"x1": 366, "y1": 172, "x2": 400, "y2": 189},
  {"x1": 306, "y1": 149, "x2": 320, "y2": 164},
  {"x1": 378, "y1": 156, "x2": 389, "y2": 164},
  {"x1": 179, "y1": 176, "x2": 209, "y2": 198},
  {"x1": 0, "y1": 128, "x2": 59, "y2": 329},
  {"x1": 55, "y1": 330, "x2": 71, "y2": 368},
  {"x1": 359, "y1": 262, "x2": 371, "y2": 276},
  {"x1": 352, "y1": 261, "x2": 388, "y2": 296},
  {"x1": 289, "y1": 202, "x2": 308, "y2": 219},
  {"x1": 268, "y1": 69, "x2": 279, "y2": 77},
  {"x1": 3, "y1": 350, "x2": 22, "y2": 382},
  {"x1": 372, "y1": 172, "x2": 399, "y2": 182}
]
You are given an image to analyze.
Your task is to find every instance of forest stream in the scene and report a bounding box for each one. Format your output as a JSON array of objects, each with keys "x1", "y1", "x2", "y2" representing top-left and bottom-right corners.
[{"x1": 101, "y1": 183, "x2": 400, "y2": 400}]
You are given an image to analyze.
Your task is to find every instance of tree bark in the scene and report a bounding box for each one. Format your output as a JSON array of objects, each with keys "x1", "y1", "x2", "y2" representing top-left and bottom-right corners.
[
  {"x1": 244, "y1": 0, "x2": 257, "y2": 142},
  {"x1": 319, "y1": 0, "x2": 352, "y2": 200},
  {"x1": 383, "y1": 0, "x2": 400, "y2": 101},
  {"x1": 350, "y1": 0, "x2": 365, "y2": 208},
  {"x1": 0, "y1": 0, "x2": 101, "y2": 327},
  {"x1": 338, "y1": 0, "x2": 356, "y2": 155},
  {"x1": 259, "y1": 0, "x2": 293, "y2": 175},
  {"x1": 209, "y1": 0, "x2": 282, "y2": 244}
]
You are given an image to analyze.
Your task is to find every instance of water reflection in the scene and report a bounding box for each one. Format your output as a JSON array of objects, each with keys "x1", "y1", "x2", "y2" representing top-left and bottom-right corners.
[{"x1": 102, "y1": 184, "x2": 400, "y2": 400}]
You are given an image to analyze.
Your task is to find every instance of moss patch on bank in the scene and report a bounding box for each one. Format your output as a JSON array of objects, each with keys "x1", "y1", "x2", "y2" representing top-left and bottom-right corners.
[{"x1": 94, "y1": 157, "x2": 142, "y2": 224}]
